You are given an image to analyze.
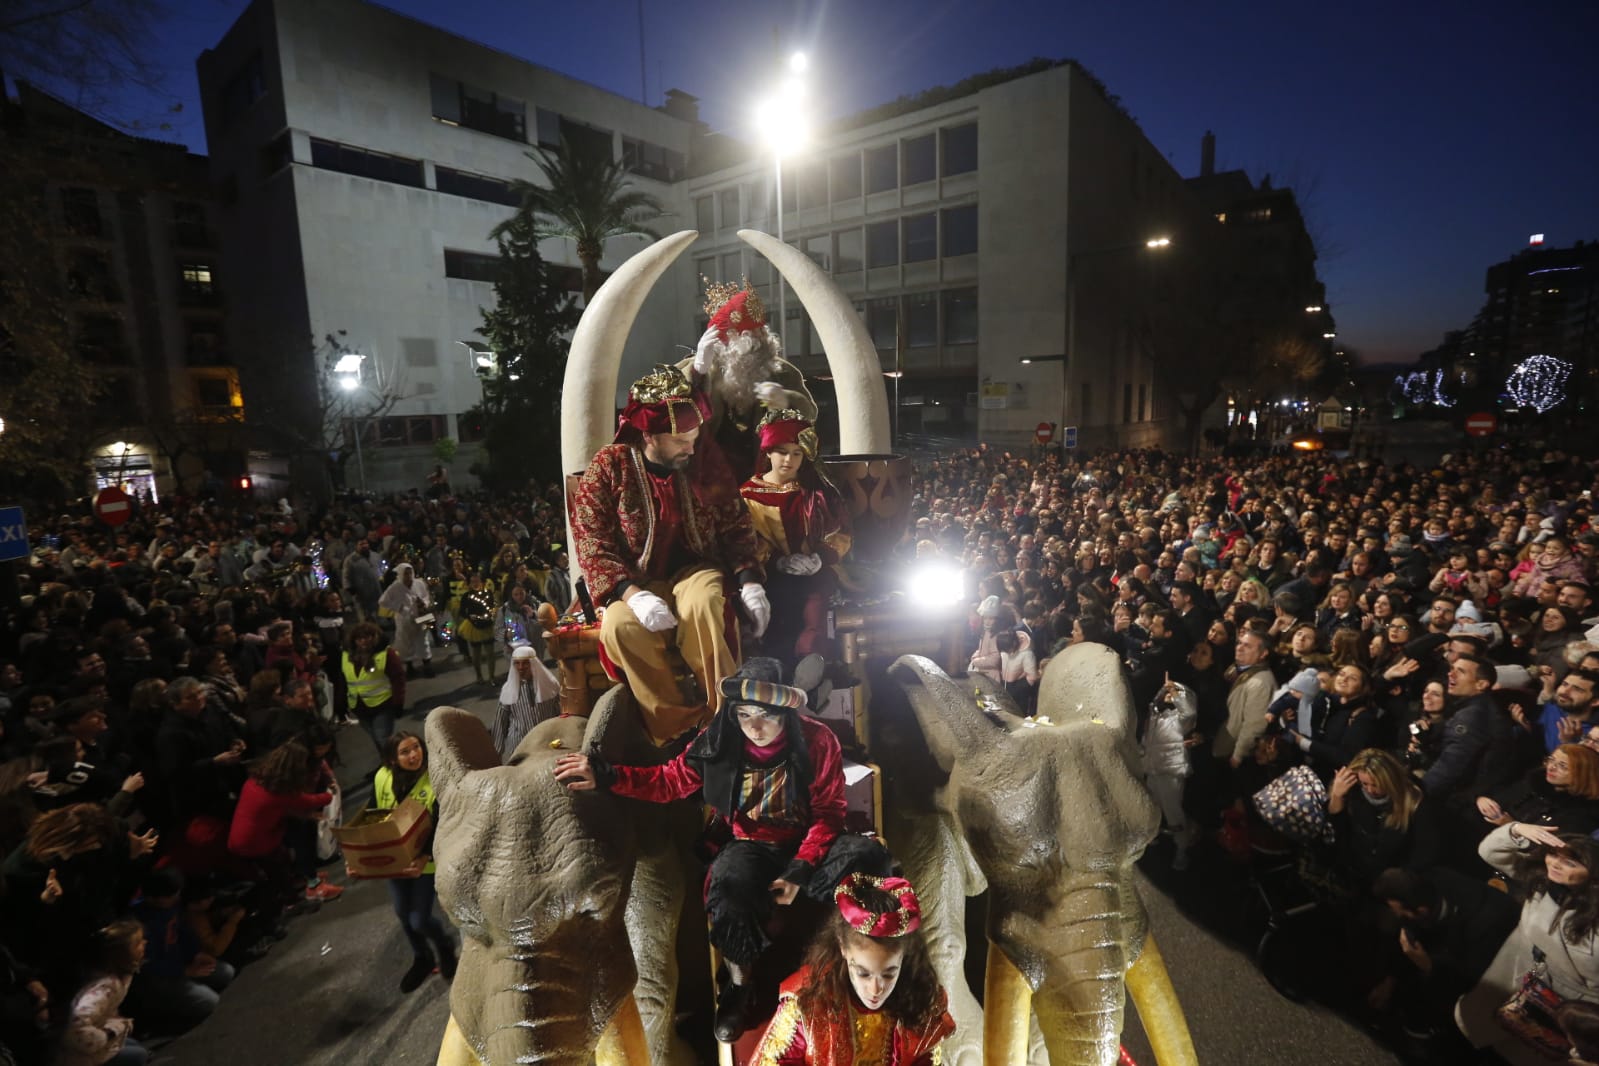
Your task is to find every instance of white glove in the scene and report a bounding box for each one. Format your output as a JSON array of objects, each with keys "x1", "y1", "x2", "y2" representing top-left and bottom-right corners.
[
  {"x1": 692, "y1": 327, "x2": 720, "y2": 375},
  {"x1": 755, "y1": 381, "x2": 787, "y2": 408},
  {"x1": 628, "y1": 589, "x2": 677, "y2": 633},
  {"x1": 740, "y1": 584, "x2": 772, "y2": 638},
  {"x1": 775, "y1": 553, "x2": 823, "y2": 576}
]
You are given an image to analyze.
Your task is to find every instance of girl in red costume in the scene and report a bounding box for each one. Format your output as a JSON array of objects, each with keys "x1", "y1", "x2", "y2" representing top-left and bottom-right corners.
[
  {"x1": 740, "y1": 409, "x2": 851, "y2": 667},
  {"x1": 752, "y1": 872, "x2": 954, "y2": 1065}
]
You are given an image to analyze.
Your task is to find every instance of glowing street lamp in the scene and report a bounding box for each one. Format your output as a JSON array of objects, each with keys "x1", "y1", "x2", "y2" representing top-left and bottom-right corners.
[
  {"x1": 754, "y1": 52, "x2": 810, "y2": 332},
  {"x1": 1305, "y1": 305, "x2": 1323, "y2": 313}
]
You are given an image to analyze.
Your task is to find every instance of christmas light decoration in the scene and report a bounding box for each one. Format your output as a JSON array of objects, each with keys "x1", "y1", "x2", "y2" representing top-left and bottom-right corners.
[
  {"x1": 1398, "y1": 371, "x2": 1431, "y2": 405},
  {"x1": 1505, "y1": 354, "x2": 1572, "y2": 413},
  {"x1": 1430, "y1": 369, "x2": 1457, "y2": 408}
]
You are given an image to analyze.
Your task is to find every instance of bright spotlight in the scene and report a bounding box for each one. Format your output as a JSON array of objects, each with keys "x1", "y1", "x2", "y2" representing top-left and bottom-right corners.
[
  {"x1": 338, "y1": 375, "x2": 359, "y2": 392},
  {"x1": 789, "y1": 51, "x2": 808, "y2": 74},
  {"x1": 905, "y1": 562, "x2": 966, "y2": 609},
  {"x1": 333, "y1": 352, "x2": 365, "y2": 374},
  {"x1": 1145, "y1": 236, "x2": 1172, "y2": 249}
]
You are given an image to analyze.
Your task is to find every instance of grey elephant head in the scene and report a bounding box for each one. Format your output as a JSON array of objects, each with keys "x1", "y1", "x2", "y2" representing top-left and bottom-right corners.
[
  {"x1": 889, "y1": 645, "x2": 1175, "y2": 1066},
  {"x1": 428, "y1": 705, "x2": 641, "y2": 1066}
]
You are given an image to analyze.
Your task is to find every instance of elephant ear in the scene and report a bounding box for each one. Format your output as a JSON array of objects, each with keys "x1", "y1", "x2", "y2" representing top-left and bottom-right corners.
[
  {"x1": 426, "y1": 706, "x2": 502, "y2": 804},
  {"x1": 583, "y1": 685, "x2": 667, "y2": 767},
  {"x1": 888, "y1": 655, "x2": 1016, "y2": 774}
]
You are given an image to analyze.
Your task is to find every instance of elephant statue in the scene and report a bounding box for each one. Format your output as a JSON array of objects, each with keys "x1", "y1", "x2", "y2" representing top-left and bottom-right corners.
[
  {"x1": 883, "y1": 646, "x2": 1198, "y2": 1066},
  {"x1": 428, "y1": 695, "x2": 697, "y2": 1066}
]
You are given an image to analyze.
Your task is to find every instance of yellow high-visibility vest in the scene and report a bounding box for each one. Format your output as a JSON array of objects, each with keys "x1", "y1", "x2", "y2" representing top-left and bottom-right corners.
[{"x1": 344, "y1": 648, "x2": 391, "y2": 709}]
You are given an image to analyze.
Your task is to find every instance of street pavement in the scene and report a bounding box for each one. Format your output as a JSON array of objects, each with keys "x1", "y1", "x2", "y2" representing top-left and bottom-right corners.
[{"x1": 153, "y1": 652, "x2": 1406, "y2": 1066}]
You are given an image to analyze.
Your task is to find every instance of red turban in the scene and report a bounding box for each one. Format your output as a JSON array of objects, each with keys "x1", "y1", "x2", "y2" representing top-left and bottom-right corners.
[{"x1": 616, "y1": 364, "x2": 712, "y2": 440}]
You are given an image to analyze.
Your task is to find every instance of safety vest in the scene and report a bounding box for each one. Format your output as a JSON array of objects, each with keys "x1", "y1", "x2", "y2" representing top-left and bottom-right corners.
[
  {"x1": 344, "y1": 648, "x2": 392, "y2": 710},
  {"x1": 374, "y1": 767, "x2": 435, "y2": 875}
]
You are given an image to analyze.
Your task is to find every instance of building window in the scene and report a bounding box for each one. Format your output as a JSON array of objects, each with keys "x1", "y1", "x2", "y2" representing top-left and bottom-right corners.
[
  {"x1": 66, "y1": 251, "x2": 119, "y2": 302},
  {"x1": 535, "y1": 108, "x2": 562, "y2": 149},
  {"x1": 179, "y1": 263, "x2": 217, "y2": 304},
  {"x1": 220, "y1": 52, "x2": 265, "y2": 127},
  {"x1": 865, "y1": 144, "x2": 897, "y2": 194},
  {"x1": 941, "y1": 123, "x2": 977, "y2": 177},
  {"x1": 942, "y1": 204, "x2": 977, "y2": 257},
  {"x1": 694, "y1": 196, "x2": 715, "y2": 233},
  {"x1": 1123, "y1": 383, "x2": 1133, "y2": 424},
  {"x1": 622, "y1": 137, "x2": 685, "y2": 182},
  {"x1": 903, "y1": 213, "x2": 936, "y2": 264},
  {"x1": 866, "y1": 297, "x2": 897, "y2": 350},
  {"x1": 444, "y1": 250, "x2": 500, "y2": 282},
  {"x1": 558, "y1": 117, "x2": 612, "y2": 160},
  {"x1": 718, "y1": 187, "x2": 740, "y2": 229},
  {"x1": 943, "y1": 288, "x2": 977, "y2": 345},
  {"x1": 796, "y1": 162, "x2": 827, "y2": 210},
  {"x1": 308, "y1": 138, "x2": 425, "y2": 188},
  {"x1": 718, "y1": 252, "x2": 741, "y2": 283},
  {"x1": 905, "y1": 292, "x2": 937, "y2": 348},
  {"x1": 76, "y1": 314, "x2": 129, "y2": 365},
  {"x1": 61, "y1": 187, "x2": 101, "y2": 236},
  {"x1": 195, "y1": 376, "x2": 234, "y2": 408},
  {"x1": 435, "y1": 166, "x2": 522, "y2": 207},
  {"x1": 186, "y1": 319, "x2": 225, "y2": 365},
  {"x1": 429, "y1": 73, "x2": 527, "y2": 142},
  {"x1": 866, "y1": 220, "x2": 898, "y2": 269},
  {"x1": 902, "y1": 133, "x2": 935, "y2": 186},
  {"x1": 830, "y1": 153, "x2": 861, "y2": 201},
  {"x1": 804, "y1": 234, "x2": 830, "y2": 271},
  {"x1": 172, "y1": 201, "x2": 210, "y2": 246},
  {"x1": 835, "y1": 228, "x2": 863, "y2": 273}
]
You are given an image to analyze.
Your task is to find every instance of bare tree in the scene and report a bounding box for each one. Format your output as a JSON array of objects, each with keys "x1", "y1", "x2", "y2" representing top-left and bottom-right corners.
[{"x1": 0, "y1": 0, "x2": 170, "y2": 122}]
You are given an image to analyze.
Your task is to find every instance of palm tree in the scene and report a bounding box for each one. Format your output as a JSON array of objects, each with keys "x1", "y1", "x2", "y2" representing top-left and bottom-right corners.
[{"x1": 497, "y1": 140, "x2": 664, "y2": 304}]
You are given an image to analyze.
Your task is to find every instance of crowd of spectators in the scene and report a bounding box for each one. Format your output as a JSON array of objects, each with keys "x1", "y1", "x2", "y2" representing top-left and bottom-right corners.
[
  {"x1": 0, "y1": 485, "x2": 572, "y2": 1064},
  {"x1": 902, "y1": 442, "x2": 1599, "y2": 1061}
]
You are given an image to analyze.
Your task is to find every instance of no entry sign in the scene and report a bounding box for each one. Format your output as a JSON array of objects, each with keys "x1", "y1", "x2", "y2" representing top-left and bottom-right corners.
[
  {"x1": 1464, "y1": 412, "x2": 1497, "y2": 438},
  {"x1": 93, "y1": 486, "x2": 132, "y2": 526},
  {"x1": 1035, "y1": 422, "x2": 1054, "y2": 444}
]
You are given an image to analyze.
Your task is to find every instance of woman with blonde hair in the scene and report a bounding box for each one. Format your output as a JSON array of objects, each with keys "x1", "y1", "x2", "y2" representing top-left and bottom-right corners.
[
  {"x1": 1476, "y1": 744, "x2": 1599, "y2": 839},
  {"x1": 1235, "y1": 577, "x2": 1273, "y2": 612},
  {"x1": 1327, "y1": 748, "x2": 1440, "y2": 887}
]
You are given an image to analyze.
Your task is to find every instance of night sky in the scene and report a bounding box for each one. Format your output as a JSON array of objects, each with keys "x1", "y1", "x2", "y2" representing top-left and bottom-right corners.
[{"x1": 89, "y1": 0, "x2": 1599, "y2": 367}]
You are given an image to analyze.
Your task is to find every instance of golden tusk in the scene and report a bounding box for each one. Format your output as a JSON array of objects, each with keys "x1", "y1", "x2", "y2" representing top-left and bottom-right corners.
[
  {"x1": 596, "y1": 992, "x2": 650, "y2": 1066},
  {"x1": 983, "y1": 940, "x2": 1033, "y2": 1066},
  {"x1": 1125, "y1": 934, "x2": 1199, "y2": 1066},
  {"x1": 437, "y1": 1014, "x2": 483, "y2": 1066}
]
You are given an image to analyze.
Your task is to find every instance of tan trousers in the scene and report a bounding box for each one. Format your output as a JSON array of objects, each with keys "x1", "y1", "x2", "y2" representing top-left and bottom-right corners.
[{"x1": 601, "y1": 565, "x2": 738, "y2": 743}]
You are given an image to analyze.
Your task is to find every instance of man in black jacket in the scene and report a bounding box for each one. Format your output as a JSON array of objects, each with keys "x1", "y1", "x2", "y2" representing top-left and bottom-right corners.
[
  {"x1": 155, "y1": 676, "x2": 245, "y2": 824},
  {"x1": 1423, "y1": 654, "x2": 1517, "y2": 804}
]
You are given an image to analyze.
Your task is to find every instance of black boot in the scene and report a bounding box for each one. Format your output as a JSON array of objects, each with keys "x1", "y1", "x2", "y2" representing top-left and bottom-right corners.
[
  {"x1": 713, "y1": 981, "x2": 755, "y2": 1043},
  {"x1": 422, "y1": 661, "x2": 436, "y2": 679},
  {"x1": 436, "y1": 941, "x2": 457, "y2": 982},
  {"x1": 399, "y1": 954, "x2": 434, "y2": 994}
]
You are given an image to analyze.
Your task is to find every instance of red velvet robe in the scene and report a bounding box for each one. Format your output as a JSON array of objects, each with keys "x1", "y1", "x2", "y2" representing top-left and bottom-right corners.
[
  {"x1": 608, "y1": 714, "x2": 846, "y2": 869},
  {"x1": 751, "y1": 965, "x2": 955, "y2": 1066}
]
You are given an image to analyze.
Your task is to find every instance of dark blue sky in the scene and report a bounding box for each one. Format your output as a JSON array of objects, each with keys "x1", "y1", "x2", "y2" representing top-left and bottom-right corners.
[{"x1": 111, "y1": 0, "x2": 1599, "y2": 366}]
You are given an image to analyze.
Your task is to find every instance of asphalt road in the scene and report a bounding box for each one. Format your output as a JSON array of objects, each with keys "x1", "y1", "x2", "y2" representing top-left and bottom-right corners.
[{"x1": 153, "y1": 652, "x2": 1407, "y2": 1066}]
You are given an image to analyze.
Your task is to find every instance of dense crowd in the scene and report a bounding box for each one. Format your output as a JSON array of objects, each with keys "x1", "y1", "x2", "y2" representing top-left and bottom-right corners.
[
  {"x1": 0, "y1": 486, "x2": 572, "y2": 1065},
  {"x1": 8, "y1": 440, "x2": 1599, "y2": 1063},
  {"x1": 901, "y1": 442, "x2": 1599, "y2": 1063}
]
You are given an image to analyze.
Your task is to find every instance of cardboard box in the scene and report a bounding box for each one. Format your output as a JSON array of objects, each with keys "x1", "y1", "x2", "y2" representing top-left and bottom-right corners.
[{"x1": 335, "y1": 797, "x2": 431, "y2": 878}]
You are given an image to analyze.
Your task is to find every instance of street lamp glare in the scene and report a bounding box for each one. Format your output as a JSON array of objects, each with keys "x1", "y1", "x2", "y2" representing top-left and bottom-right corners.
[
  {"x1": 338, "y1": 374, "x2": 360, "y2": 391},
  {"x1": 788, "y1": 51, "x2": 808, "y2": 74},
  {"x1": 1323, "y1": 332, "x2": 1337, "y2": 339},
  {"x1": 1145, "y1": 236, "x2": 1172, "y2": 249},
  {"x1": 755, "y1": 98, "x2": 809, "y2": 157},
  {"x1": 1305, "y1": 305, "x2": 1323, "y2": 313}
]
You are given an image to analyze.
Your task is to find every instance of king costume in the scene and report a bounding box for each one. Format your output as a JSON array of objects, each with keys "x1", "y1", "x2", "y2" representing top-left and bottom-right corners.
[{"x1": 570, "y1": 364, "x2": 765, "y2": 743}]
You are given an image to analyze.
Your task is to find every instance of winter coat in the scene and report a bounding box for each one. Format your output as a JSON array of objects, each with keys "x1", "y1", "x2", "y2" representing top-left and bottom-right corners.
[{"x1": 1144, "y1": 685, "x2": 1198, "y2": 779}]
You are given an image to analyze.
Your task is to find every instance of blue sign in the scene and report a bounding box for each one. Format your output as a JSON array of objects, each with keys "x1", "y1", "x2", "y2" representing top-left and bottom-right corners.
[
  {"x1": 1063, "y1": 426, "x2": 1079, "y2": 450},
  {"x1": 0, "y1": 507, "x2": 27, "y2": 563}
]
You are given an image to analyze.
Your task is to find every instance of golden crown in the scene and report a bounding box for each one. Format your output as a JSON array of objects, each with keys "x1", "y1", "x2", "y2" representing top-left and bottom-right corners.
[
  {"x1": 629, "y1": 364, "x2": 695, "y2": 405},
  {"x1": 701, "y1": 277, "x2": 766, "y2": 323}
]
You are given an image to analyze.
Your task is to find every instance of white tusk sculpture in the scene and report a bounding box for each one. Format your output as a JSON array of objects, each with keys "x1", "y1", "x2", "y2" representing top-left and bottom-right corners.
[
  {"x1": 560, "y1": 229, "x2": 702, "y2": 480},
  {"x1": 736, "y1": 228, "x2": 891, "y2": 455}
]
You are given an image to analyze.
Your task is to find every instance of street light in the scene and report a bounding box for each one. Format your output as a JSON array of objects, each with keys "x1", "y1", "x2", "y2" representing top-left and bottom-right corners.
[
  {"x1": 754, "y1": 53, "x2": 809, "y2": 335},
  {"x1": 1305, "y1": 305, "x2": 1323, "y2": 313}
]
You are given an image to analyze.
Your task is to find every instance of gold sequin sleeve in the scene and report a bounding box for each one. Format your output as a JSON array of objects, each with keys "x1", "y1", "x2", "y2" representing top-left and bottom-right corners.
[{"x1": 751, "y1": 994, "x2": 807, "y2": 1066}]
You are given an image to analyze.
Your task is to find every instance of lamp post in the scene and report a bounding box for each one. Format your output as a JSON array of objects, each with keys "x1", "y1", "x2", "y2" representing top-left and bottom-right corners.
[
  {"x1": 332, "y1": 349, "x2": 369, "y2": 494},
  {"x1": 1060, "y1": 234, "x2": 1174, "y2": 441},
  {"x1": 754, "y1": 52, "x2": 810, "y2": 336}
]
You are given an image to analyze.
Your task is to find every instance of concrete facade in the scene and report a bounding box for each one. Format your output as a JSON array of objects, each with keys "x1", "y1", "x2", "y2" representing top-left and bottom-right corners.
[{"x1": 198, "y1": 1, "x2": 1246, "y2": 489}]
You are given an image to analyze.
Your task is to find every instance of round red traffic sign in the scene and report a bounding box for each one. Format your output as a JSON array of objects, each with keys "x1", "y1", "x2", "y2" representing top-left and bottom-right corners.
[
  {"x1": 1035, "y1": 421, "x2": 1055, "y2": 444},
  {"x1": 1464, "y1": 412, "x2": 1497, "y2": 438},
  {"x1": 93, "y1": 486, "x2": 132, "y2": 526}
]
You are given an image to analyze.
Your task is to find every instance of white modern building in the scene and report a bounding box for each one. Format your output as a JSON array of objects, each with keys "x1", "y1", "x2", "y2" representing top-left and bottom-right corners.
[{"x1": 198, "y1": 0, "x2": 1234, "y2": 493}]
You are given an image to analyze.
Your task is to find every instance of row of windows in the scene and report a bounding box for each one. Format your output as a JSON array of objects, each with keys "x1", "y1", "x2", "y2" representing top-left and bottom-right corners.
[
  {"x1": 778, "y1": 287, "x2": 978, "y2": 358},
  {"x1": 435, "y1": 166, "x2": 522, "y2": 207},
  {"x1": 694, "y1": 205, "x2": 976, "y2": 283},
  {"x1": 348, "y1": 415, "x2": 450, "y2": 449},
  {"x1": 309, "y1": 138, "x2": 426, "y2": 189},
  {"x1": 442, "y1": 249, "x2": 585, "y2": 293},
  {"x1": 692, "y1": 124, "x2": 978, "y2": 230},
  {"x1": 430, "y1": 73, "x2": 526, "y2": 142}
]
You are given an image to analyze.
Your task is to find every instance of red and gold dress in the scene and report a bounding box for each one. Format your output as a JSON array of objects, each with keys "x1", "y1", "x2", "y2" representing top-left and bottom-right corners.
[
  {"x1": 752, "y1": 966, "x2": 955, "y2": 1066},
  {"x1": 740, "y1": 475, "x2": 851, "y2": 663}
]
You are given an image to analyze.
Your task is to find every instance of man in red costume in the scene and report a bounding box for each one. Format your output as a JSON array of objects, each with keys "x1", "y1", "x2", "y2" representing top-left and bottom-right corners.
[{"x1": 570, "y1": 363, "x2": 772, "y2": 743}]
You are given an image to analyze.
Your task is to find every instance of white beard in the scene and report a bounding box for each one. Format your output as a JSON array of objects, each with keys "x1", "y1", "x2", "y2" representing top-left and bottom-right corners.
[{"x1": 709, "y1": 331, "x2": 777, "y2": 415}]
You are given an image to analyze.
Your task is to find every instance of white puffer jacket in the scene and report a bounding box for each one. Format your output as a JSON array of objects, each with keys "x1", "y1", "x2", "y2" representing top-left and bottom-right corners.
[{"x1": 1143, "y1": 683, "x2": 1198, "y2": 778}]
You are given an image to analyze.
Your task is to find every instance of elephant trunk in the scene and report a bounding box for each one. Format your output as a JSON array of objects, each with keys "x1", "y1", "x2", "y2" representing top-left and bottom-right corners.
[
  {"x1": 991, "y1": 871, "x2": 1134, "y2": 1066},
  {"x1": 462, "y1": 940, "x2": 623, "y2": 1066}
]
